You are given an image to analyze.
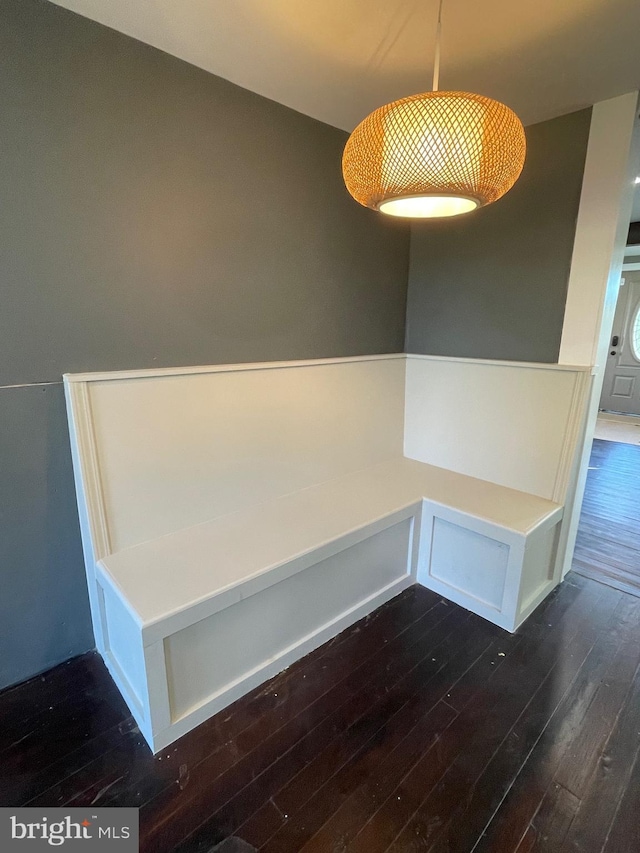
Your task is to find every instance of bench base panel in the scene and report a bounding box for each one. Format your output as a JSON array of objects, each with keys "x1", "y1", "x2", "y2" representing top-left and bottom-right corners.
[
  {"x1": 99, "y1": 512, "x2": 420, "y2": 753},
  {"x1": 154, "y1": 573, "x2": 413, "y2": 751},
  {"x1": 417, "y1": 500, "x2": 561, "y2": 632}
]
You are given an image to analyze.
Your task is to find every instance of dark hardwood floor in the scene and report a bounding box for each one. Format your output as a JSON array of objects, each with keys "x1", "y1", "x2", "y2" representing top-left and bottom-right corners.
[
  {"x1": 2, "y1": 437, "x2": 640, "y2": 852},
  {"x1": 573, "y1": 438, "x2": 640, "y2": 597}
]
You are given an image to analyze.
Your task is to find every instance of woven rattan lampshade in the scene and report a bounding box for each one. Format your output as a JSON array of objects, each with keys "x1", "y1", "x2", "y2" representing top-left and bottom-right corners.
[{"x1": 342, "y1": 90, "x2": 526, "y2": 218}]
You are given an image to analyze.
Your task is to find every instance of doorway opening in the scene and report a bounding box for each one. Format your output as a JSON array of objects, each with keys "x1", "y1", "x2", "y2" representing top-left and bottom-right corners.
[
  {"x1": 598, "y1": 239, "x2": 640, "y2": 438},
  {"x1": 573, "y1": 204, "x2": 640, "y2": 597}
]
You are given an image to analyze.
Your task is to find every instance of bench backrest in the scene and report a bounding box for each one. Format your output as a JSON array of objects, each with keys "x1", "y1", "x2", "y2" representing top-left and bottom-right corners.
[
  {"x1": 65, "y1": 356, "x2": 405, "y2": 554},
  {"x1": 404, "y1": 355, "x2": 592, "y2": 503},
  {"x1": 65, "y1": 353, "x2": 591, "y2": 559}
]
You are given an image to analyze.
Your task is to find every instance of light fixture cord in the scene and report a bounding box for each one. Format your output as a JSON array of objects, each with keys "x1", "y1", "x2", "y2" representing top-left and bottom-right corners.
[{"x1": 432, "y1": 0, "x2": 444, "y2": 91}]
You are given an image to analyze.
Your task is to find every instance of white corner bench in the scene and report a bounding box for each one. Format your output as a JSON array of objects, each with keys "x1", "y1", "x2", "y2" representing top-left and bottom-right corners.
[{"x1": 65, "y1": 354, "x2": 591, "y2": 752}]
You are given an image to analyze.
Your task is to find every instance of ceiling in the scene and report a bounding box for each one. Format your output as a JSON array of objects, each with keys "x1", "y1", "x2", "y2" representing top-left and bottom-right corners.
[{"x1": 49, "y1": 0, "x2": 640, "y2": 132}]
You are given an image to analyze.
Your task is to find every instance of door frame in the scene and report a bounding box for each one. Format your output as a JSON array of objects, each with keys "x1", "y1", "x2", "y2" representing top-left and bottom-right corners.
[{"x1": 557, "y1": 91, "x2": 640, "y2": 578}]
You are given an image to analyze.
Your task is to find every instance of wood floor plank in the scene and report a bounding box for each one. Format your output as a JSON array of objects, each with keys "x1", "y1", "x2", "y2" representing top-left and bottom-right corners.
[
  {"x1": 0, "y1": 653, "x2": 108, "y2": 734},
  {"x1": 266, "y1": 702, "x2": 456, "y2": 853},
  {"x1": 182, "y1": 632, "x2": 477, "y2": 853},
  {"x1": 600, "y1": 748, "x2": 640, "y2": 853},
  {"x1": 526, "y1": 783, "x2": 580, "y2": 852},
  {"x1": 255, "y1": 620, "x2": 497, "y2": 853},
  {"x1": 515, "y1": 827, "x2": 537, "y2": 852},
  {"x1": 470, "y1": 589, "x2": 636, "y2": 853},
  {"x1": 558, "y1": 654, "x2": 640, "y2": 852},
  {"x1": 0, "y1": 677, "x2": 128, "y2": 756},
  {"x1": 572, "y1": 553, "x2": 640, "y2": 587},
  {"x1": 574, "y1": 539, "x2": 640, "y2": 571},
  {"x1": 384, "y1": 584, "x2": 622, "y2": 853},
  {"x1": 343, "y1": 576, "x2": 609, "y2": 853},
  {"x1": 575, "y1": 517, "x2": 640, "y2": 553},
  {"x1": 0, "y1": 688, "x2": 130, "y2": 790},
  {"x1": 0, "y1": 716, "x2": 138, "y2": 809},
  {"x1": 552, "y1": 596, "x2": 640, "y2": 798},
  {"x1": 425, "y1": 586, "x2": 629, "y2": 853},
  {"x1": 573, "y1": 438, "x2": 640, "y2": 598},
  {"x1": 571, "y1": 562, "x2": 640, "y2": 599},
  {"x1": 296, "y1": 581, "x2": 593, "y2": 853},
  {"x1": 26, "y1": 724, "x2": 148, "y2": 808},
  {"x1": 577, "y1": 502, "x2": 639, "y2": 527},
  {"x1": 296, "y1": 629, "x2": 531, "y2": 853}
]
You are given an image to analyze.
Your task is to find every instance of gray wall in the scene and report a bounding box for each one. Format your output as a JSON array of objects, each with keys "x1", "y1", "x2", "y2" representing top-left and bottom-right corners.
[
  {"x1": 405, "y1": 108, "x2": 592, "y2": 362},
  {"x1": 0, "y1": 0, "x2": 410, "y2": 689}
]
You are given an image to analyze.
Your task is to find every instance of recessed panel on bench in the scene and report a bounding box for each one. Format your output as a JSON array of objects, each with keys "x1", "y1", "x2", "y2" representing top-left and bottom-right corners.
[
  {"x1": 428, "y1": 517, "x2": 509, "y2": 611},
  {"x1": 164, "y1": 518, "x2": 413, "y2": 723}
]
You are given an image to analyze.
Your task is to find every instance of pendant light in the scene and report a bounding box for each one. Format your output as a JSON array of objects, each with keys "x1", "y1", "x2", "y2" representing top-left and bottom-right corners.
[{"x1": 342, "y1": 0, "x2": 526, "y2": 218}]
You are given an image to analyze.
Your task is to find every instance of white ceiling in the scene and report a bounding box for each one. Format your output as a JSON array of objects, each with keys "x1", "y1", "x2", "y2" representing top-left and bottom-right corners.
[{"x1": 49, "y1": 0, "x2": 640, "y2": 132}]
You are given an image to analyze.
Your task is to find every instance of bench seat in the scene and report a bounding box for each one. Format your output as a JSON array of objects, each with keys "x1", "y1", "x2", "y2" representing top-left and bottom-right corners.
[
  {"x1": 96, "y1": 457, "x2": 562, "y2": 750},
  {"x1": 92, "y1": 456, "x2": 563, "y2": 751},
  {"x1": 100, "y1": 457, "x2": 562, "y2": 642}
]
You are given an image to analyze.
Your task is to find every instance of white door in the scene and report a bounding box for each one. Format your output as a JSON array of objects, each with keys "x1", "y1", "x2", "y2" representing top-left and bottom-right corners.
[{"x1": 600, "y1": 274, "x2": 640, "y2": 415}]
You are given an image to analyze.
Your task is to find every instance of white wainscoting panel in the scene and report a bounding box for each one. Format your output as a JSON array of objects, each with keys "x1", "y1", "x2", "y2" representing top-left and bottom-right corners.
[
  {"x1": 70, "y1": 355, "x2": 406, "y2": 553},
  {"x1": 404, "y1": 355, "x2": 592, "y2": 502}
]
